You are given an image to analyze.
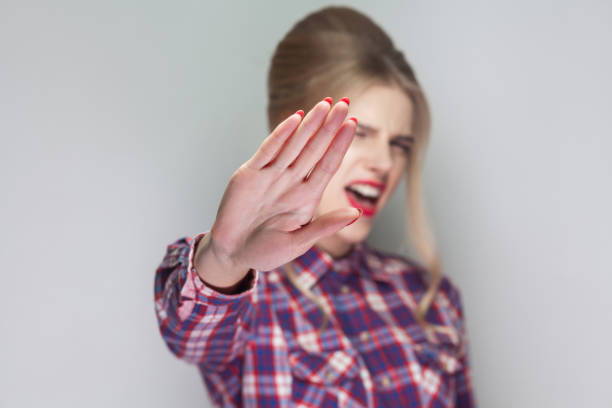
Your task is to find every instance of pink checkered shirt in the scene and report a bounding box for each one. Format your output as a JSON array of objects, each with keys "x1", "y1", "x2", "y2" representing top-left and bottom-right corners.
[{"x1": 154, "y1": 232, "x2": 476, "y2": 407}]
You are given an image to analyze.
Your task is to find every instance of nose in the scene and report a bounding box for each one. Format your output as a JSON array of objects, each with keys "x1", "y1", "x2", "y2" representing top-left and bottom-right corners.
[{"x1": 365, "y1": 136, "x2": 393, "y2": 177}]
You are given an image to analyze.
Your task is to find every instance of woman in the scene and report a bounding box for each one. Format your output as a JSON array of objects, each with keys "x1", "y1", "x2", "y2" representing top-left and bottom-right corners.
[{"x1": 154, "y1": 6, "x2": 476, "y2": 407}]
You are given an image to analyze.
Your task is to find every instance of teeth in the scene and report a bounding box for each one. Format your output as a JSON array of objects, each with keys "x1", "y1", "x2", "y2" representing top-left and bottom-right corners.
[{"x1": 348, "y1": 184, "x2": 381, "y2": 199}]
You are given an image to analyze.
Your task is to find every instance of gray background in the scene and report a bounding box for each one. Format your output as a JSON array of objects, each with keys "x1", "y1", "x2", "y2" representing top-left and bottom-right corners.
[{"x1": 1, "y1": 0, "x2": 610, "y2": 406}]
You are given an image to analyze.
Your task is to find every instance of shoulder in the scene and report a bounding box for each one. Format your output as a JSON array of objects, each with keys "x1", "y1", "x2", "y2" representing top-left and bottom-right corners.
[
  {"x1": 438, "y1": 275, "x2": 464, "y2": 307},
  {"x1": 435, "y1": 274, "x2": 466, "y2": 324}
]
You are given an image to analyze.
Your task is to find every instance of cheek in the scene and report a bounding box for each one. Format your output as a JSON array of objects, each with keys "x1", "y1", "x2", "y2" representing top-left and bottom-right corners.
[
  {"x1": 323, "y1": 153, "x2": 355, "y2": 191},
  {"x1": 384, "y1": 162, "x2": 407, "y2": 197},
  {"x1": 316, "y1": 162, "x2": 353, "y2": 209},
  {"x1": 321, "y1": 173, "x2": 347, "y2": 203},
  {"x1": 392, "y1": 161, "x2": 407, "y2": 180},
  {"x1": 391, "y1": 154, "x2": 408, "y2": 174}
]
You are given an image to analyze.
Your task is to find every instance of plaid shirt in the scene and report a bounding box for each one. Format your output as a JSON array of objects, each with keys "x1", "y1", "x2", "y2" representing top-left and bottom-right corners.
[{"x1": 154, "y1": 232, "x2": 476, "y2": 407}]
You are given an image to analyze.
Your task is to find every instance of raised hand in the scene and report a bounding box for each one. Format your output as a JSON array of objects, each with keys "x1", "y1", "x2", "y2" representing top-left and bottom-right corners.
[{"x1": 197, "y1": 97, "x2": 359, "y2": 287}]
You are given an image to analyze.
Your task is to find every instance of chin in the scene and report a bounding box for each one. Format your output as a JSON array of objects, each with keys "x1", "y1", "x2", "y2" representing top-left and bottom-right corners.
[{"x1": 340, "y1": 222, "x2": 371, "y2": 243}]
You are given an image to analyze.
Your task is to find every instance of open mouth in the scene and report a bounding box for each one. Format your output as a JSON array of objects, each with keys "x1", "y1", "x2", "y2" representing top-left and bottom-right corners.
[{"x1": 344, "y1": 185, "x2": 381, "y2": 217}]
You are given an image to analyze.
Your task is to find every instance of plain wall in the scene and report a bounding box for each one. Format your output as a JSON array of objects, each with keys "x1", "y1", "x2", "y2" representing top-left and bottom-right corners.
[{"x1": 1, "y1": 0, "x2": 610, "y2": 406}]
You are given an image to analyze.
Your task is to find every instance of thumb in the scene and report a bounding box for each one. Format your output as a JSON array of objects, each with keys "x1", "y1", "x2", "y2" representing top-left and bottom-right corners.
[{"x1": 289, "y1": 207, "x2": 362, "y2": 251}]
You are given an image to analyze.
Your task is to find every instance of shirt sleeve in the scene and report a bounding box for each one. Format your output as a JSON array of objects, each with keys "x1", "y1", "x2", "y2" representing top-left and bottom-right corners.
[{"x1": 153, "y1": 231, "x2": 258, "y2": 371}]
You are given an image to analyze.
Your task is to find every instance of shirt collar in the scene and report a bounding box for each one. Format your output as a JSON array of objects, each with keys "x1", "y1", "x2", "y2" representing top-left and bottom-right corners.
[{"x1": 282, "y1": 240, "x2": 393, "y2": 290}]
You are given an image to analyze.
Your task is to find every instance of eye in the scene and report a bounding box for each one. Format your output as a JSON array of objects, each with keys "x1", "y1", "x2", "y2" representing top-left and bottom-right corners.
[
  {"x1": 390, "y1": 140, "x2": 412, "y2": 155},
  {"x1": 355, "y1": 131, "x2": 367, "y2": 138}
]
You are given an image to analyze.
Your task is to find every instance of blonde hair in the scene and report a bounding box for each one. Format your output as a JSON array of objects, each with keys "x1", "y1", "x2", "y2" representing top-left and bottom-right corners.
[{"x1": 267, "y1": 6, "x2": 445, "y2": 338}]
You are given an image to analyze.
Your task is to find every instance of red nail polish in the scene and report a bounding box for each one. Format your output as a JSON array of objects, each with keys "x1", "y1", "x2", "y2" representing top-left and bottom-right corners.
[
  {"x1": 340, "y1": 97, "x2": 350, "y2": 105},
  {"x1": 346, "y1": 209, "x2": 362, "y2": 226},
  {"x1": 295, "y1": 109, "x2": 304, "y2": 118},
  {"x1": 323, "y1": 97, "x2": 333, "y2": 105},
  {"x1": 348, "y1": 116, "x2": 358, "y2": 124}
]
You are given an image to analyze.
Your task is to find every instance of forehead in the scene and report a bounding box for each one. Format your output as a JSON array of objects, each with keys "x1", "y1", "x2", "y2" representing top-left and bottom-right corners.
[{"x1": 348, "y1": 84, "x2": 414, "y2": 136}]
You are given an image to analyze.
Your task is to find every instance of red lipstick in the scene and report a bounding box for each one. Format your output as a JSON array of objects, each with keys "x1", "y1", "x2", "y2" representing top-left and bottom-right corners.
[
  {"x1": 344, "y1": 179, "x2": 386, "y2": 217},
  {"x1": 345, "y1": 192, "x2": 376, "y2": 216},
  {"x1": 348, "y1": 179, "x2": 386, "y2": 190}
]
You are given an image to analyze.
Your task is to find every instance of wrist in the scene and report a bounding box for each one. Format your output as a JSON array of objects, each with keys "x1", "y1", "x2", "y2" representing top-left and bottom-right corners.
[
  {"x1": 194, "y1": 232, "x2": 249, "y2": 288},
  {"x1": 195, "y1": 231, "x2": 237, "y2": 269}
]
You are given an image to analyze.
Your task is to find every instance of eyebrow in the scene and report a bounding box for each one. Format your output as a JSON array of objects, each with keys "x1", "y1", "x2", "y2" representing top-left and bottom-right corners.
[{"x1": 357, "y1": 122, "x2": 415, "y2": 141}]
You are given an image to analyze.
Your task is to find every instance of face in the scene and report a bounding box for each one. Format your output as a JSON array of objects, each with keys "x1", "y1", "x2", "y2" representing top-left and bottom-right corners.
[{"x1": 314, "y1": 84, "x2": 415, "y2": 257}]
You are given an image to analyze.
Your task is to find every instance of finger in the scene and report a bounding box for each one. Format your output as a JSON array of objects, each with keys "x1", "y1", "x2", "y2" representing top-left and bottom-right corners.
[
  {"x1": 288, "y1": 207, "x2": 361, "y2": 253},
  {"x1": 289, "y1": 99, "x2": 349, "y2": 178},
  {"x1": 245, "y1": 111, "x2": 303, "y2": 170},
  {"x1": 268, "y1": 99, "x2": 332, "y2": 169},
  {"x1": 306, "y1": 118, "x2": 357, "y2": 191}
]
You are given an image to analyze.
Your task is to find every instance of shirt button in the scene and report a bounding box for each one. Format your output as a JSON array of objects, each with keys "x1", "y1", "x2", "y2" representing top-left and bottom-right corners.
[
  {"x1": 340, "y1": 285, "x2": 350, "y2": 294},
  {"x1": 359, "y1": 331, "x2": 370, "y2": 342},
  {"x1": 380, "y1": 374, "x2": 391, "y2": 388},
  {"x1": 325, "y1": 370, "x2": 335, "y2": 382}
]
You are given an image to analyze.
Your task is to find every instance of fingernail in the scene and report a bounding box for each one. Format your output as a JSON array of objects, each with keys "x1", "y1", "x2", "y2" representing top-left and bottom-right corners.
[
  {"x1": 295, "y1": 109, "x2": 304, "y2": 118},
  {"x1": 323, "y1": 97, "x2": 333, "y2": 105},
  {"x1": 340, "y1": 97, "x2": 350, "y2": 106},
  {"x1": 348, "y1": 116, "x2": 358, "y2": 124},
  {"x1": 346, "y1": 209, "x2": 362, "y2": 226}
]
